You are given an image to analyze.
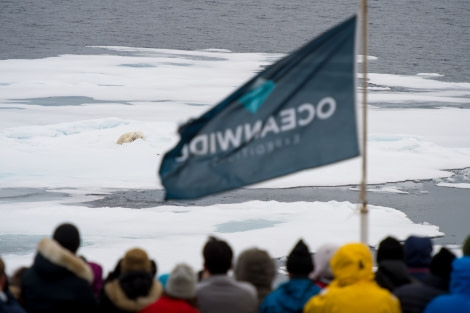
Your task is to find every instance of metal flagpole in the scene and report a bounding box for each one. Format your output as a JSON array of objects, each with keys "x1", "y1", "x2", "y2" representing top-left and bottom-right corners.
[{"x1": 359, "y1": 0, "x2": 369, "y2": 244}]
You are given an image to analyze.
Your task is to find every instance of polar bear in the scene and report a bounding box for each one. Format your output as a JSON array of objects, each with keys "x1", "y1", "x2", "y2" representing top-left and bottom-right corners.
[{"x1": 116, "y1": 131, "x2": 145, "y2": 145}]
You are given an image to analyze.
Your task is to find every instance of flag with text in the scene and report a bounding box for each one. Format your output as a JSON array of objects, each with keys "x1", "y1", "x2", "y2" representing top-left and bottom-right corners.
[{"x1": 159, "y1": 15, "x2": 359, "y2": 199}]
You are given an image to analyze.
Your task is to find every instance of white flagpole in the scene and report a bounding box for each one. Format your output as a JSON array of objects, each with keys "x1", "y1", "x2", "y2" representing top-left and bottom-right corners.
[{"x1": 359, "y1": 0, "x2": 369, "y2": 244}]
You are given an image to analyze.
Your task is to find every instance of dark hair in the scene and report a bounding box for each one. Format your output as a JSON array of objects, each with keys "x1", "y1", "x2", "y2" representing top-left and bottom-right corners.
[
  {"x1": 52, "y1": 223, "x2": 80, "y2": 253},
  {"x1": 376, "y1": 236, "x2": 404, "y2": 263},
  {"x1": 203, "y1": 236, "x2": 233, "y2": 274},
  {"x1": 0, "y1": 257, "x2": 4, "y2": 276},
  {"x1": 430, "y1": 247, "x2": 456, "y2": 280}
]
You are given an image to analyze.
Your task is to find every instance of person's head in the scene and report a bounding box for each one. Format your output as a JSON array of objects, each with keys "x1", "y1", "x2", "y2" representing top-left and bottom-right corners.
[
  {"x1": 462, "y1": 235, "x2": 470, "y2": 256},
  {"x1": 203, "y1": 236, "x2": 233, "y2": 275},
  {"x1": 430, "y1": 247, "x2": 456, "y2": 289},
  {"x1": 120, "y1": 247, "x2": 152, "y2": 274},
  {"x1": 376, "y1": 236, "x2": 404, "y2": 263},
  {"x1": 330, "y1": 242, "x2": 374, "y2": 287},
  {"x1": 310, "y1": 243, "x2": 340, "y2": 282},
  {"x1": 52, "y1": 223, "x2": 81, "y2": 253},
  {"x1": 403, "y1": 235, "x2": 433, "y2": 268},
  {"x1": 0, "y1": 256, "x2": 6, "y2": 291},
  {"x1": 286, "y1": 239, "x2": 314, "y2": 278},
  {"x1": 9, "y1": 266, "x2": 28, "y2": 300},
  {"x1": 235, "y1": 247, "x2": 276, "y2": 301},
  {"x1": 165, "y1": 263, "x2": 197, "y2": 300}
]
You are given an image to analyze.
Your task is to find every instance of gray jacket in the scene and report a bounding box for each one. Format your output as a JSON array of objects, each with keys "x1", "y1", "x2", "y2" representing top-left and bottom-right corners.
[{"x1": 197, "y1": 275, "x2": 258, "y2": 313}]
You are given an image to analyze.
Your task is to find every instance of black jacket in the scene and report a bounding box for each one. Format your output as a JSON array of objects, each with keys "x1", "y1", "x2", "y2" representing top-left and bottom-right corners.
[
  {"x1": 375, "y1": 259, "x2": 414, "y2": 291},
  {"x1": 393, "y1": 274, "x2": 449, "y2": 313},
  {"x1": 21, "y1": 238, "x2": 98, "y2": 313}
]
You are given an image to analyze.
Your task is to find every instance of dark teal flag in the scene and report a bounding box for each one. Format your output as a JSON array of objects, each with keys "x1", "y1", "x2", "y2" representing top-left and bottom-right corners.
[{"x1": 159, "y1": 15, "x2": 359, "y2": 200}]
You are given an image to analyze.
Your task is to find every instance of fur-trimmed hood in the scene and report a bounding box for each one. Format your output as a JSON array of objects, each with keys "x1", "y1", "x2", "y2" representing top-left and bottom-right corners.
[
  {"x1": 37, "y1": 237, "x2": 93, "y2": 283},
  {"x1": 104, "y1": 277, "x2": 162, "y2": 311}
]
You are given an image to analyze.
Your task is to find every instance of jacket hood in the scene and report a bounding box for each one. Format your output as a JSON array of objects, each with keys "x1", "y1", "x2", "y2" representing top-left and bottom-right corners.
[
  {"x1": 330, "y1": 243, "x2": 374, "y2": 287},
  {"x1": 403, "y1": 236, "x2": 432, "y2": 267},
  {"x1": 36, "y1": 237, "x2": 93, "y2": 283},
  {"x1": 271, "y1": 278, "x2": 319, "y2": 311},
  {"x1": 450, "y1": 257, "x2": 470, "y2": 295}
]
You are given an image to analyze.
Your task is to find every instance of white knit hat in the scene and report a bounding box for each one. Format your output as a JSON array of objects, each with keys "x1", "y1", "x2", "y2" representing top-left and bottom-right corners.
[
  {"x1": 166, "y1": 263, "x2": 197, "y2": 299},
  {"x1": 310, "y1": 243, "x2": 340, "y2": 281}
]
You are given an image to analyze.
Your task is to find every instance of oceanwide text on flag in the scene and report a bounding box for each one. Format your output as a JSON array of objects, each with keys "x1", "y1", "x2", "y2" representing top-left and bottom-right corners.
[{"x1": 159, "y1": 15, "x2": 359, "y2": 200}]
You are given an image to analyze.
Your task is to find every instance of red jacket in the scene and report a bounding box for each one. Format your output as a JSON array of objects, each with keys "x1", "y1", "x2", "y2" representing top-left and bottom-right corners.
[{"x1": 140, "y1": 295, "x2": 199, "y2": 313}]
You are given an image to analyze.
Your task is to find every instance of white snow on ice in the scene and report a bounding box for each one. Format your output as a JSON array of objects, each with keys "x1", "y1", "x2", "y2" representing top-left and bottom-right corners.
[{"x1": 1, "y1": 47, "x2": 469, "y2": 275}]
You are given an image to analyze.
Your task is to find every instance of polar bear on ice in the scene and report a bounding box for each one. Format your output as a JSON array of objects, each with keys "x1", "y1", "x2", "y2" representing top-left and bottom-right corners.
[{"x1": 116, "y1": 131, "x2": 145, "y2": 144}]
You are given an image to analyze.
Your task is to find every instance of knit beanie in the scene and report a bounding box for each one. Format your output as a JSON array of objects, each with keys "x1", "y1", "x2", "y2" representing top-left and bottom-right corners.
[
  {"x1": 430, "y1": 247, "x2": 456, "y2": 279},
  {"x1": 52, "y1": 223, "x2": 80, "y2": 253},
  {"x1": 235, "y1": 247, "x2": 276, "y2": 287},
  {"x1": 234, "y1": 247, "x2": 276, "y2": 302},
  {"x1": 310, "y1": 243, "x2": 340, "y2": 281},
  {"x1": 376, "y1": 236, "x2": 404, "y2": 263},
  {"x1": 286, "y1": 239, "x2": 314, "y2": 276},
  {"x1": 403, "y1": 235, "x2": 433, "y2": 267},
  {"x1": 463, "y1": 235, "x2": 470, "y2": 256},
  {"x1": 120, "y1": 248, "x2": 152, "y2": 274},
  {"x1": 166, "y1": 263, "x2": 197, "y2": 299}
]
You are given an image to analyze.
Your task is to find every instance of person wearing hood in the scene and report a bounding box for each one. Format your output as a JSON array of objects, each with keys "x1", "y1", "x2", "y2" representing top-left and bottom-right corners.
[
  {"x1": 394, "y1": 247, "x2": 456, "y2": 313},
  {"x1": 99, "y1": 247, "x2": 162, "y2": 313},
  {"x1": 423, "y1": 254, "x2": 470, "y2": 313},
  {"x1": 21, "y1": 223, "x2": 98, "y2": 313},
  {"x1": 404, "y1": 236, "x2": 433, "y2": 283},
  {"x1": 303, "y1": 242, "x2": 401, "y2": 313},
  {"x1": 260, "y1": 239, "x2": 320, "y2": 313},
  {"x1": 375, "y1": 236, "x2": 414, "y2": 291}
]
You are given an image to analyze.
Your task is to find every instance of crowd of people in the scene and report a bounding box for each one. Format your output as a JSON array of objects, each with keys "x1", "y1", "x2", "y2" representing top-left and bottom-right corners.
[{"x1": 1, "y1": 222, "x2": 469, "y2": 313}]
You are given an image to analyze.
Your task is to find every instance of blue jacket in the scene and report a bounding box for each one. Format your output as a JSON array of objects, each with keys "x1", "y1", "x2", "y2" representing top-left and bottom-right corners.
[
  {"x1": 424, "y1": 257, "x2": 470, "y2": 313},
  {"x1": 259, "y1": 278, "x2": 320, "y2": 313}
]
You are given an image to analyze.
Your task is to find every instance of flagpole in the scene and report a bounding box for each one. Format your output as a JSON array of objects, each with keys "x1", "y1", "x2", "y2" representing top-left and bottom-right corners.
[{"x1": 359, "y1": 0, "x2": 369, "y2": 244}]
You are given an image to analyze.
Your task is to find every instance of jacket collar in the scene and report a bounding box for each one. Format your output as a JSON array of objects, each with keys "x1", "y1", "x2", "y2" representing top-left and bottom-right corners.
[
  {"x1": 104, "y1": 278, "x2": 162, "y2": 311},
  {"x1": 37, "y1": 237, "x2": 93, "y2": 283}
]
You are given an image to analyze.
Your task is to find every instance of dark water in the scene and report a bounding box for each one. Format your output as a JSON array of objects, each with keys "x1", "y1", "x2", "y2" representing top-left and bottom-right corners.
[
  {"x1": 1, "y1": 175, "x2": 468, "y2": 248},
  {"x1": 74, "y1": 175, "x2": 469, "y2": 247},
  {"x1": 1, "y1": 0, "x2": 469, "y2": 81}
]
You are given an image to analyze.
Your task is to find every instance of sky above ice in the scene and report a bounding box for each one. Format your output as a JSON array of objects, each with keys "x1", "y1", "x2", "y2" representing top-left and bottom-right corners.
[{"x1": 1, "y1": 47, "x2": 470, "y2": 275}]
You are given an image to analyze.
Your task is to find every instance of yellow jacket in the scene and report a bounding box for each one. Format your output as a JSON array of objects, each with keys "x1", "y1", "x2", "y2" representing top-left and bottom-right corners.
[{"x1": 304, "y1": 243, "x2": 401, "y2": 313}]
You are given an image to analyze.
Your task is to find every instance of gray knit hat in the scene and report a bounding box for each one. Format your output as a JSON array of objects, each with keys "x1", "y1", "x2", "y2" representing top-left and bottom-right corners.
[{"x1": 166, "y1": 263, "x2": 197, "y2": 299}]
